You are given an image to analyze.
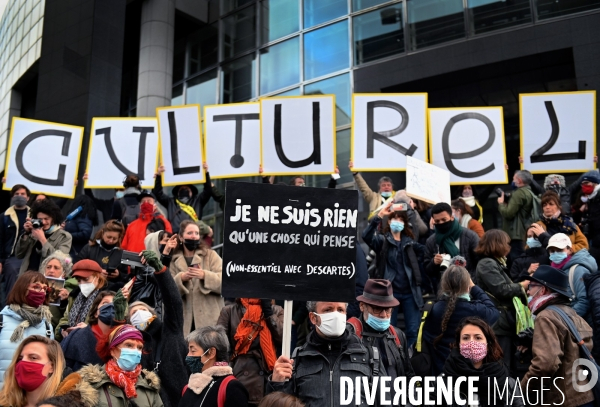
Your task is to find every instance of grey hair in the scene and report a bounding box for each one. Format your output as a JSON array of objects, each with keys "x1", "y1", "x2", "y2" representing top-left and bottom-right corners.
[
  {"x1": 378, "y1": 176, "x2": 393, "y2": 187},
  {"x1": 186, "y1": 325, "x2": 229, "y2": 362},
  {"x1": 515, "y1": 170, "x2": 533, "y2": 186},
  {"x1": 39, "y1": 250, "x2": 72, "y2": 276},
  {"x1": 306, "y1": 302, "x2": 348, "y2": 313}
]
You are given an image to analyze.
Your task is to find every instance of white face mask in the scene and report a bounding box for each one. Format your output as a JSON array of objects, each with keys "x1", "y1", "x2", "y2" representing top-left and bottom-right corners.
[
  {"x1": 79, "y1": 278, "x2": 96, "y2": 298},
  {"x1": 313, "y1": 311, "x2": 346, "y2": 337},
  {"x1": 131, "y1": 310, "x2": 154, "y2": 331}
]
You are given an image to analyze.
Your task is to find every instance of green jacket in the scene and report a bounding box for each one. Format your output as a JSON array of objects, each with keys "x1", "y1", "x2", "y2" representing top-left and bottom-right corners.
[
  {"x1": 498, "y1": 186, "x2": 533, "y2": 240},
  {"x1": 77, "y1": 364, "x2": 163, "y2": 407}
]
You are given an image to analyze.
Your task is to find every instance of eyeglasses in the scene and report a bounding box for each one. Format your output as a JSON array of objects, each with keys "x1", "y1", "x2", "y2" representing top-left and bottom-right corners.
[
  {"x1": 528, "y1": 283, "x2": 542, "y2": 290},
  {"x1": 29, "y1": 284, "x2": 48, "y2": 292},
  {"x1": 368, "y1": 305, "x2": 393, "y2": 316}
]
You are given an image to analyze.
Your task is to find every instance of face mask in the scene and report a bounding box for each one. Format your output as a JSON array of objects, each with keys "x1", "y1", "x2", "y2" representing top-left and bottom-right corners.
[
  {"x1": 380, "y1": 191, "x2": 391, "y2": 198},
  {"x1": 365, "y1": 314, "x2": 390, "y2": 332},
  {"x1": 115, "y1": 191, "x2": 125, "y2": 199},
  {"x1": 15, "y1": 360, "x2": 48, "y2": 392},
  {"x1": 26, "y1": 290, "x2": 46, "y2": 308},
  {"x1": 11, "y1": 195, "x2": 27, "y2": 207},
  {"x1": 158, "y1": 244, "x2": 166, "y2": 254},
  {"x1": 390, "y1": 220, "x2": 404, "y2": 233},
  {"x1": 98, "y1": 303, "x2": 115, "y2": 325},
  {"x1": 511, "y1": 181, "x2": 518, "y2": 190},
  {"x1": 313, "y1": 311, "x2": 346, "y2": 337},
  {"x1": 435, "y1": 219, "x2": 454, "y2": 234},
  {"x1": 140, "y1": 202, "x2": 154, "y2": 214},
  {"x1": 582, "y1": 184, "x2": 595, "y2": 195},
  {"x1": 131, "y1": 310, "x2": 153, "y2": 331},
  {"x1": 526, "y1": 237, "x2": 542, "y2": 248},
  {"x1": 183, "y1": 239, "x2": 201, "y2": 251},
  {"x1": 549, "y1": 252, "x2": 568, "y2": 264},
  {"x1": 117, "y1": 348, "x2": 142, "y2": 371},
  {"x1": 100, "y1": 239, "x2": 117, "y2": 250},
  {"x1": 462, "y1": 189, "x2": 473, "y2": 198},
  {"x1": 79, "y1": 278, "x2": 97, "y2": 298},
  {"x1": 460, "y1": 341, "x2": 488, "y2": 363},
  {"x1": 185, "y1": 349, "x2": 209, "y2": 374}
]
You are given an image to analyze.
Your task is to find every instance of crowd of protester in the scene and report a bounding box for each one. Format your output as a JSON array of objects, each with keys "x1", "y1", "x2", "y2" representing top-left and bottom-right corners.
[{"x1": 0, "y1": 161, "x2": 598, "y2": 407}]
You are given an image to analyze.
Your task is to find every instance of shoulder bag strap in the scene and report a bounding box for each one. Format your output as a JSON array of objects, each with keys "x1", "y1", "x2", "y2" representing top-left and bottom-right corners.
[
  {"x1": 218, "y1": 375, "x2": 236, "y2": 407},
  {"x1": 547, "y1": 306, "x2": 597, "y2": 365},
  {"x1": 569, "y1": 265, "x2": 578, "y2": 299}
]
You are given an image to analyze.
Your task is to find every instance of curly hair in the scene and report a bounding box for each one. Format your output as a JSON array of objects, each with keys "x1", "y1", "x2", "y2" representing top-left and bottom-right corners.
[
  {"x1": 434, "y1": 265, "x2": 471, "y2": 346},
  {"x1": 30, "y1": 199, "x2": 64, "y2": 225},
  {"x1": 453, "y1": 316, "x2": 504, "y2": 364},
  {"x1": 39, "y1": 250, "x2": 73, "y2": 276}
]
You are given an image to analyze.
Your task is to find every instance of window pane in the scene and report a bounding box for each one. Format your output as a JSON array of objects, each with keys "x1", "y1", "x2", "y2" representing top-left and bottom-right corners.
[
  {"x1": 187, "y1": 70, "x2": 218, "y2": 109},
  {"x1": 188, "y1": 24, "x2": 219, "y2": 75},
  {"x1": 222, "y1": 6, "x2": 256, "y2": 59},
  {"x1": 407, "y1": 0, "x2": 465, "y2": 50},
  {"x1": 172, "y1": 84, "x2": 183, "y2": 106},
  {"x1": 260, "y1": 37, "x2": 300, "y2": 94},
  {"x1": 304, "y1": 21, "x2": 349, "y2": 80},
  {"x1": 221, "y1": 54, "x2": 256, "y2": 103},
  {"x1": 304, "y1": 73, "x2": 351, "y2": 126},
  {"x1": 352, "y1": 0, "x2": 389, "y2": 11},
  {"x1": 261, "y1": 0, "x2": 299, "y2": 43},
  {"x1": 222, "y1": 0, "x2": 254, "y2": 15},
  {"x1": 353, "y1": 4, "x2": 404, "y2": 65},
  {"x1": 304, "y1": 0, "x2": 347, "y2": 29},
  {"x1": 467, "y1": 0, "x2": 531, "y2": 34},
  {"x1": 275, "y1": 87, "x2": 301, "y2": 96},
  {"x1": 536, "y1": 0, "x2": 600, "y2": 20},
  {"x1": 173, "y1": 38, "x2": 185, "y2": 83}
]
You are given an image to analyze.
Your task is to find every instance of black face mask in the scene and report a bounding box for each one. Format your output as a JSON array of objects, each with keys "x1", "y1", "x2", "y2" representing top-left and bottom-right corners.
[
  {"x1": 183, "y1": 239, "x2": 201, "y2": 251},
  {"x1": 435, "y1": 220, "x2": 454, "y2": 234},
  {"x1": 158, "y1": 244, "x2": 166, "y2": 254},
  {"x1": 101, "y1": 240, "x2": 117, "y2": 250},
  {"x1": 178, "y1": 190, "x2": 191, "y2": 203}
]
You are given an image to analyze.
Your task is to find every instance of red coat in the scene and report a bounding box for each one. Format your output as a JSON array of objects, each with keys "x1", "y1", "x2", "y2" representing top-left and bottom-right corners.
[{"x1": 121, "y1": 213, "x2": 172, "y2": 252}]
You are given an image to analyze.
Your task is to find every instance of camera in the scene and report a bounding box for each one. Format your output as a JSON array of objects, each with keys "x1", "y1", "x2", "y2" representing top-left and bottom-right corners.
[
  {"x1": 31, "y1": 219, "x2": 43, "y2": 229},
  {"x1": 495, "y1": 188, "x2": 511, "y2": 200},
  {"x1": 581, "y1": 217, "x2": 590, "y2": 236},
  {"x1": 440, "y1": 254, "x2": 452, "y2": 271}
]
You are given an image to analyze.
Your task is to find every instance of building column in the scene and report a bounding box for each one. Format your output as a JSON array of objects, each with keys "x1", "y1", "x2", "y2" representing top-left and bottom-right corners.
[{"x1": 136, "y1": 0, "x2": 175, "y2": 117}]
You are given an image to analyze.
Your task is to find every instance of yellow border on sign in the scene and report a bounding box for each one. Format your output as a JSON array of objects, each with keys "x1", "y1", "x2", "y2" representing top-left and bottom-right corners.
[
  {"x1": 84, "y1": 117, "x2": 158, "y2": 190},
  {"x1": 4, "y1": 117, "x2": 85, "y2": 199},
  {"x1": 350, "y1": 93, "x2": 429, "y2": 172},
  {"x1": 156, "y1": 104, "x2": 206, "y2": 187},
  {"x1": 428, "y1": 106, "x2": 509, "y2": 186},
  {"x1": 204, "y1": 102, "x2": 261, "y2": 179},
  {"x1": 519, "y1": 91, "x2": 597, "y2": 174},
  {"x1": 259, "y1": 95, "x2": 337, "y2": 176}
]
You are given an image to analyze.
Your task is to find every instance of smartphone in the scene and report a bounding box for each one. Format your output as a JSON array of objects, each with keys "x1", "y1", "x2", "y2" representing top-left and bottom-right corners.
[{"x1": 392, "y1": 202, "x2": 408, "y2": 211}]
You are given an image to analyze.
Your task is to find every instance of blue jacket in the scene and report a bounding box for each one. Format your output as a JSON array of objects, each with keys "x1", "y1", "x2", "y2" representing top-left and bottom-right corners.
[
  {"x1": 558, "y1": 249, "x2": 597, "y2": 318},
  {"x1": 362, "y1": 216, "x2": 425, "y2": 308},
  {"x1": 0, "y1": 306, "x2": 54, "y2": 388},
  {"x1": 422, "y1": 285, "x2": 499, "y2": 375},
  {"x1": 64, "y1": 214, "x2": 94, "y2": 258},
  {"x1": 61, "y1": 324, "x2": 102, "y2": 371}
]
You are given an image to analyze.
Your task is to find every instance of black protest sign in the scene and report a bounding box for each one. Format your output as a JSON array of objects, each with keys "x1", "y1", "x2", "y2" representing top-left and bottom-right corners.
[{"x1": 222, "y1": 181, "x2": 358, "y2": 302}]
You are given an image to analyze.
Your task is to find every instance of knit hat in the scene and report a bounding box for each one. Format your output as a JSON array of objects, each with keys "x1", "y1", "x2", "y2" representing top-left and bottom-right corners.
[
  {"x1": 71, "y1": 259, "x2": 103, "y2": 278},
  {"x1": 581, "y1": 171, "x2": 600, "y2": 185},
  {"x1": 108, "y1": 324, "x2": 144, "y2": 349},
  {"x1": 393, "y1": 190, "x2": 411, "y2": 204},
  {"x1": 544, "y1": 174, "x2": 566, "y2": 189}
]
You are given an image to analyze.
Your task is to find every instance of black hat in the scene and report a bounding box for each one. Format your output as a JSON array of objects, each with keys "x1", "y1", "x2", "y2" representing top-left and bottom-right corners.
[
  {"x1": 136, "y1": 190, "x2": 156, "y2": 202},
  {"x1": 356, "y1": 279, "x2": 399, "y2": 307},
  {"x1": 172, "y1": 184, "x2": 198, "y2": 198},
  {"x1": 525, "y1": 265, "x2": 572, "y2": 298}
]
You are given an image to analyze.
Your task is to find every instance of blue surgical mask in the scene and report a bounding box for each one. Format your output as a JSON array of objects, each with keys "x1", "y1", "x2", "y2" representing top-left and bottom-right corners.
[
  {"x1": 527, "y1": 296, "x2": 533, "y2": 304},
  {"x1": 117, "y1": 348, "x2": 142, "y2": 371},
  {"x1": 365, "y1": 314, "x2": 391, "y2": 332},
  {"x1": 549, "y1": 252, "x2": 568, "y2": 264},
  {"x1": 115, "y1": 191, "x2": 125, "y2": 199},
  {"x1": 390, "y1": 220, "x2": 404, "y2": 233},
  {"x1": 527, "y1": 237, "x2": 542, "y2": 248},
  {"x1": 381, "y1": 191, "x2": 392, "y2": 198},
  {"x1": 98, "y1": 303, "x2": 115, "y2": 325}
]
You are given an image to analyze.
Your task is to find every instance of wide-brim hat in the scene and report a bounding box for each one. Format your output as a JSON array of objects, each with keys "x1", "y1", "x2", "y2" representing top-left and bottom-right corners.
[
  {"x1": 525, "y1": 265, "x2": 572, "y2": 298},
  {"x1": 172, "y1": 184, "x2": 199, "y2": 198},
  {"x1": 356, "y1": 279, "x2": 399, "y2": 307}
]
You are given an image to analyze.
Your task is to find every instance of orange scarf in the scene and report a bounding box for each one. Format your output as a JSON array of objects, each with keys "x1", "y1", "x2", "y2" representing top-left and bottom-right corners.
[
  {"x1": 105, "y1": 358, "x2": 142, "y2": 399},
  {"x1": 233, "y1": 299, "x2": 277, "y2": 371}
]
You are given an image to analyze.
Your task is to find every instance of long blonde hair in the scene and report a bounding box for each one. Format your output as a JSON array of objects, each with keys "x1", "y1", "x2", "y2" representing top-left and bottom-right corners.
[{"x1": 0, "y1": 335, "x2": 65, "y2": 407}]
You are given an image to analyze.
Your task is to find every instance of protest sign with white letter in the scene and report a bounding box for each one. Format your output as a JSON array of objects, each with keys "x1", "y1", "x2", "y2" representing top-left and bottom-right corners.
[
  {"x1": 4, "y1": 117, "x2": 83, "y2": 198},
  {"x1": 520, "y1": 91, "x2": 596, "y2": 173},
  {"x1": 222, "y1": 181, "x2": 357, "y2": 302},
  {"x1": 429, "y1": 107, "x2": 508, "y2": 185},
  {"x1": 406, "y1": 156, "x2": 451, "y2": 205},
  {"x1": 157, "y1": 105, "x2": 205, "y2": 185},
  {"x1": 351, "y1": 93, "x2": 428, "y2": 171},
  {"x1": 85, "y1": 117, "x2": 158, "y2": 189},
  {"x1": 204, "y1": 103, "x2": 260, "y2": 179},
  {"x1": 260, "y1": 95, "x2": 336, "y2": 175}
]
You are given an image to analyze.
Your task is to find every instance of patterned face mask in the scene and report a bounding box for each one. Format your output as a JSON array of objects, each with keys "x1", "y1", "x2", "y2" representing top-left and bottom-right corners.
[{"x1": 459, "y1": 340, "x2": 487, "y2": 362}]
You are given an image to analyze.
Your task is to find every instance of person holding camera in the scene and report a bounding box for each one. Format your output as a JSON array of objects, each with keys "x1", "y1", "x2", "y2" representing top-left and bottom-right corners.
[
  {"x1": 15, "y1": 199, "x2": 72, "y2": 275},
  {"x1": 361, "y1": 201, "x2": 425, "y2": 348}
]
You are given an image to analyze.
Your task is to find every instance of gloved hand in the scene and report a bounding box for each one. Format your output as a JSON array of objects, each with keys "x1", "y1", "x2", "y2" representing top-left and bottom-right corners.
[
  {"x1": 113, "y1": 289, "x2": 127, "y2": 322},
  {"x1": 261, "y1": 299, "x2": 274, "y2": 318},
  {"x1": 142, "y1": 250, "x2": 163, "y2": 272}
]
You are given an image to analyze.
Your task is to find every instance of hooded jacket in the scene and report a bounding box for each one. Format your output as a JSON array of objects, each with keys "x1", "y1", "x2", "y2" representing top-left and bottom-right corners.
[
  {"x1": 556, "y1": 249, "x2": 597, "y2": 318},
  {"x1": 52, "y1": 371, "x2": 99, "y2": 407},
  {"x1": 0, "y1": 205, "x2": 29, "y2": 263},
  {"x1": 121, "y1": 212, "x2": 172, "y2": 253},
  {"x1": 144, "y1": 231, "x2": 162, "y2": 255},
  {"x1": 15, "y1": 227, "x2": 72, "y2": 274}
]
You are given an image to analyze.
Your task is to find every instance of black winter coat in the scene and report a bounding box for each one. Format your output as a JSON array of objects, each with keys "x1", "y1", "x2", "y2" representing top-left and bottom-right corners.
[
  {"x1": 140, "y1": 269, "x2": 189, "y2": 407},
  {"x1": 180, "y1": 371, "x2": 249, "y2": 407},
  {"x1": 424, "y1": 228, "x2": 480, "y2": 278},
  {"x1": 584, "y1": 272, "x2": 600, "y2": 362},
  {"x1": 0, "y1": 206, "x2": 28, "y2": 263},
  {"x1": 63, "y1": 214, "x2": 94, "y2": 257},
  {"x1": 509, "y1": 246, "x2": 550, "y2": 282}
]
